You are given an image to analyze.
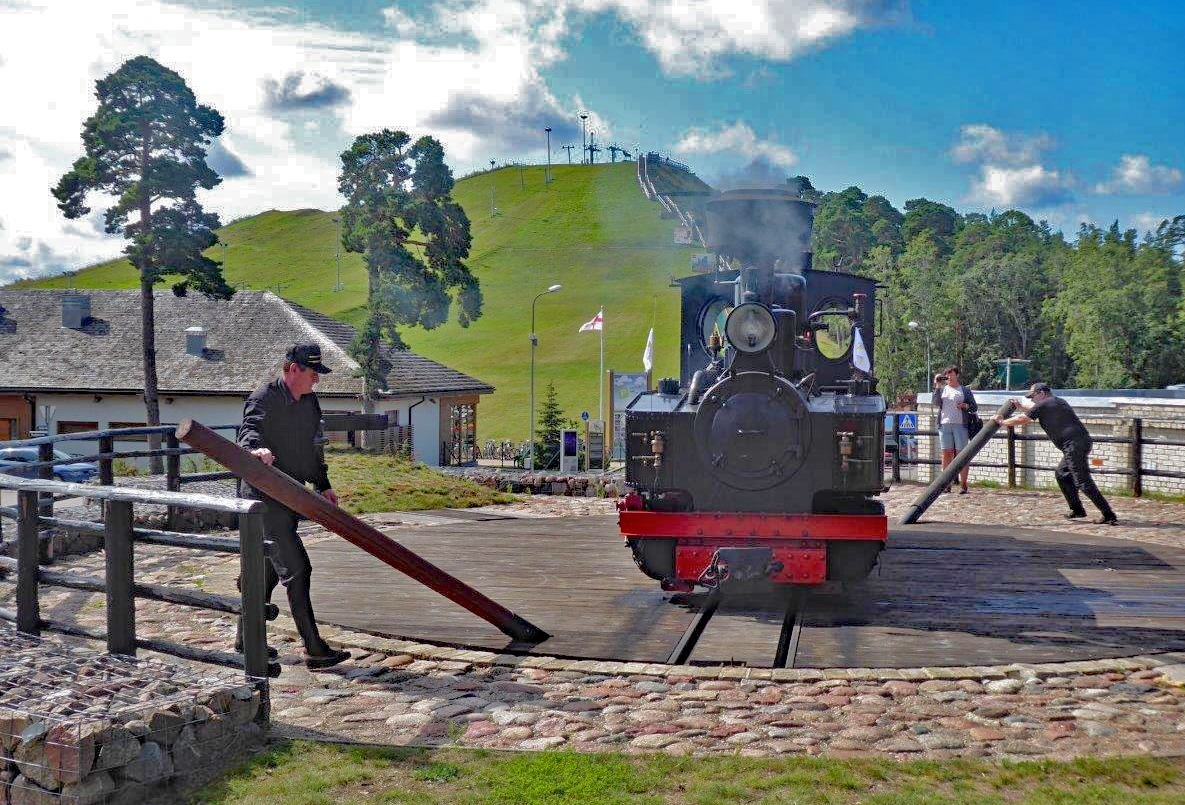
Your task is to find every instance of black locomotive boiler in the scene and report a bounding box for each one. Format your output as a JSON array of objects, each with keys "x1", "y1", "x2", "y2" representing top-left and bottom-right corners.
[{"x1": 619, "y1": 188, "x2": 887, "y2": 591}]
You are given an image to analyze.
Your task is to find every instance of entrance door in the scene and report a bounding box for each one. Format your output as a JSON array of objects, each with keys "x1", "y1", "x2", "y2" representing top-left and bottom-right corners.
[{"x1": 0, "y1": 419, "x2": 14, "y2": 441}]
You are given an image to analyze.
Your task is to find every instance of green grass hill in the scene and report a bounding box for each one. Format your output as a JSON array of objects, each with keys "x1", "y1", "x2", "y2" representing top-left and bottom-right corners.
[{"x1": 12, "y1": 162, "x2": 706, "y2": 441}]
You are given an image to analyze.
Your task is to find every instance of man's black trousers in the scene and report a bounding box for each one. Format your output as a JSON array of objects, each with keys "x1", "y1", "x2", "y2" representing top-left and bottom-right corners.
[
  {"x1": 1055, "y1": 438, "x2": 1116, "y2": 519},
  {"x1": 238, "y1": 501, "x2": 330, "y2": 655}
]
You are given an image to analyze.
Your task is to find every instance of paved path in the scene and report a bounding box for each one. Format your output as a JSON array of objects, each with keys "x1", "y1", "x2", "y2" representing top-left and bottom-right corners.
[{"x1": 5, "y1": 485, "x2": 1185, "y2": 759}]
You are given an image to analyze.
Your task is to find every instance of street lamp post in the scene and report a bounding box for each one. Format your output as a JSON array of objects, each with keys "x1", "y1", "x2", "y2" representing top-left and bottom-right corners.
[
  {"x1": 908, "y1": 320, "x2": 931, "y2": 391},
  {"x1": 529, "y1": 284, "x2": 563, "y2": 470},
  {"x1": 545, "y1": 127, "x2": 553, "y2": 185},
  {"x1": 489, "y1": 159, "x2": 496, "y2": 215},
  {"x1": 331, "y1": 217, "x2": 343, "y2": 292}
]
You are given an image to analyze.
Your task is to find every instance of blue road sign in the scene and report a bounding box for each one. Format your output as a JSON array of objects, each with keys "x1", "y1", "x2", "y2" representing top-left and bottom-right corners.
[
  {"x1": 899, "y1": 413, "x2": 917, "y2": 432},
  {"x1": 581, "y1": 411, "x2": 590, "y2": 421}
]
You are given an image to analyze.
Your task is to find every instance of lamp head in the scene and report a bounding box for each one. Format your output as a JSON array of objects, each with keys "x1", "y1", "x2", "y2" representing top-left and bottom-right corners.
[{"x1": 547, "y1": 284, "x2": 562, "y2": 293}]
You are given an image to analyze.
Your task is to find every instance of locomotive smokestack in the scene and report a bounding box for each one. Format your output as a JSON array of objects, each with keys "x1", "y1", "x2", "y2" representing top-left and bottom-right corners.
[{"x1": 705, "y1": 189, "x2": 815, "y2": 272}]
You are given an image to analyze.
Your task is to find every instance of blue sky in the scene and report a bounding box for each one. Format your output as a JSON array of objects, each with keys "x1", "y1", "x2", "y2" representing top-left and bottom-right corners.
[{"x1": 1, "y1": 0, "x2": 1182, "y2": 281}]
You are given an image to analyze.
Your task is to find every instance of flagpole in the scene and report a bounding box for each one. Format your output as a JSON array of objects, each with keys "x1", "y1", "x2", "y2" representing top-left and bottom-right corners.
[{"x1": 599, "y1": 308, "x2": 605, "y2": 422}]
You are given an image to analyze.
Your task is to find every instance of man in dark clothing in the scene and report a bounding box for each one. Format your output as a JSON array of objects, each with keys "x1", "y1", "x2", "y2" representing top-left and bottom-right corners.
[
  {"x1": 236, "y1": 343, "x2": 351, "y2": 669},
  {"x1": 993, "y1": 383, "x2": 1118, "y2": 525}
]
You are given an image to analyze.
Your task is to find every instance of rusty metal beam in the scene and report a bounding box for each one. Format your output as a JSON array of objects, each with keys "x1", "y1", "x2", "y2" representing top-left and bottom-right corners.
[{"x1": 176, "y1": 419, "x2": 549, "y2": 643}]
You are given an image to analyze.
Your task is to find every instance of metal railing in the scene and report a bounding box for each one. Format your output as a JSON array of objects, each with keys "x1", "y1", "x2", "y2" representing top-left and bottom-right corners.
[
  {"x1": 0, "y1": 475, "x2": 277, "y2": 722},
  {"x1": 888, "y1": 415, "x2": 1185, "y2": 496}
]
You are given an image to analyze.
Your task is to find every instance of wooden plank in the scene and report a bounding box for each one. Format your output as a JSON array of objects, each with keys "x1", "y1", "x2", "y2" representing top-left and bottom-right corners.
[
  {"x1": 239, "y1": 510, "x2": 272, "y2": 722},
  {"x1": 177, "y1": 419, "x2": 548, "y2": 643},
  {"x1": 0, "y1": 475, "x2": 263, "y2": 514}
]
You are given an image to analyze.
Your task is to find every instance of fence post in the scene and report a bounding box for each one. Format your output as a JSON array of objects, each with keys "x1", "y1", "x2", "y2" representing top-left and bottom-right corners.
[
  {"x1": 1007, "y1": 427, "x2": 1017, "y2": 489},
  {"x1": 891, "y1": 415, "x2": 901, "y2": 483},
  {"x1": 1131, "y1": 417, "x2": 1143, "y2": 498},
  {"x1": 37, "y1": 442, "x2": 54, "y2": 518},
  {"x1": 166, "y1": 431, "x2": 181, "y2": 530},
  {"x1": 16, "y1": 490, "x2": 40, "y2": 636},
  {"x1": 98, "y1": 435, "x2": 114, "y2": 486},
  {"x1": 238, "y1": 509, "x2": 271, "y2": 723},
  {"x1": 104, "y1": 500, "x2": 136, "y2": 655}
]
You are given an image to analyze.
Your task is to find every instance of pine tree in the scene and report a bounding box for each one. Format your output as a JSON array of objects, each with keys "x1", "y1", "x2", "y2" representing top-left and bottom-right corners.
[{"x1": 534, "y1": 382, "x2": 574, "y2": 469}]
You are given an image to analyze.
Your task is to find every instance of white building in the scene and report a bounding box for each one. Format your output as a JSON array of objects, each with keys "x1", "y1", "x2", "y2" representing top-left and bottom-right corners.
[{"x1": 0, "y1": 290, "x2": 492, "y2": 466}]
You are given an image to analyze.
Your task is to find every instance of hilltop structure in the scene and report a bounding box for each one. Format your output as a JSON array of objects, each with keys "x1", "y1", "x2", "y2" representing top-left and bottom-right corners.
[{"x1": 0, "y1": 290, "x2": 492, "y2": 466}]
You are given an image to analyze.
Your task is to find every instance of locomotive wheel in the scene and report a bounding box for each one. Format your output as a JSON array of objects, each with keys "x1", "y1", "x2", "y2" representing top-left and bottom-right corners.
[
  {"x1": 628, "y1": 538, "x2": 677, "y2": 582},
  {"x1": 827, "y1": 540, "x2": 883, "y2": 582}
]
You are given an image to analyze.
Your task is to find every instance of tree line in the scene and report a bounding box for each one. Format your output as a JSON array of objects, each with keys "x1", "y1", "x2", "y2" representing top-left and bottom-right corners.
[{"x1": 797, "y1": 178, "x2": 1185, "y2": 402}]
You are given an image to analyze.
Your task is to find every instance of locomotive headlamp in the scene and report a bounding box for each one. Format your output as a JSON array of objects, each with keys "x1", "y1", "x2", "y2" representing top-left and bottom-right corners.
[{"x1": 724, "y1": 303, "x2": 776, "y2": 354}]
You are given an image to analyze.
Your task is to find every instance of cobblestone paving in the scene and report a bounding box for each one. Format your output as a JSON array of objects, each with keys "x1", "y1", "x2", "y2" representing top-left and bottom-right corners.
[{"x1": 4, "y1": 484, "x2": 1185, "y2": 760}]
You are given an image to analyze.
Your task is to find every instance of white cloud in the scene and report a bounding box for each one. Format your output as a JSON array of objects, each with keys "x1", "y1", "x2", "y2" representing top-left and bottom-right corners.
[
  {"x1": 968, "y1": 164, "x2": 1074, "y2": 208},
  {"x1": 952, "y1": 123, "x2": 1073, "y2": 210},
  {"x1": 674, "y1": 122, "x2": 796, "y2": 168},
  {"x1": 950, "y1": 124, "x2": 1054, "y2": 166},
  {"x1": 1094, "y1": 154, "x2": 1183, "y2": 195},
  {"x1": 575, "y1": 0, "x2": 903, "y2": 77}
]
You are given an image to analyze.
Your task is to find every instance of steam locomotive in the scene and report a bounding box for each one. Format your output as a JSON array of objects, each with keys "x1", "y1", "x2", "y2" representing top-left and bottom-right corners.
[{"x1": 619, "y1": 188, "x2": 887, "y2": 591}]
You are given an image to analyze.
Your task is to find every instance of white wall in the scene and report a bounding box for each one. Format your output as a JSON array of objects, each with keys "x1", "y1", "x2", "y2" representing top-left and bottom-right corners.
[{"x1": 35, "y1": 391, "x2": 445, "y2": 468}]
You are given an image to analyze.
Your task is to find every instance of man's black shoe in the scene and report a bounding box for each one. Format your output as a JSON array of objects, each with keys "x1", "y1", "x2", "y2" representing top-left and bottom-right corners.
[
  {"x1": 234, "y1": 642, "x2": 279, "y2": 659},
  {"x1": 306, "y1": 648, "x2": 351, "y2": 670},
  {"x1": 1064, "y1": 511, "x2": 1087, "y2": 520},
  {"x1": 1093, "y1": 515, "x2": 1118, "y2": 526}
]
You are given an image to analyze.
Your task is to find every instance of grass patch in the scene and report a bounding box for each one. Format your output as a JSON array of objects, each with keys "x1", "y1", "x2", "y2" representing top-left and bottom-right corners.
[
  {"x1": 189, "y1": 741, "x2": 1185, "y2": 805},
  {"x1": 324, "y1": 448, "x2": 514, "y2": 514}
]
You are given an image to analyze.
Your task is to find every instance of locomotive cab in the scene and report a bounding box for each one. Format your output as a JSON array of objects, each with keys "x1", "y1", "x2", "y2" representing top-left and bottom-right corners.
[{"x1": 619, "y1": 189, "x2": 888, "y2": 591}]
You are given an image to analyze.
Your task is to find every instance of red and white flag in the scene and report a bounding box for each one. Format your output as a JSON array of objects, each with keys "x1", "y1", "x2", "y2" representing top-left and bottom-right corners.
[{"x1": 579, "y1": 309, "x2": 603, "y2": 332}]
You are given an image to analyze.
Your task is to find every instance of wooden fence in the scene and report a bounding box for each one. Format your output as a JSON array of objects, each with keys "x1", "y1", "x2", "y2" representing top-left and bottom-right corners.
[
  {"x1": 0, "y1": 475, "x2": 277, "y2": 721},
  {"x1": 889, "y1": 415, "x2": 1185, "y2": 496}
]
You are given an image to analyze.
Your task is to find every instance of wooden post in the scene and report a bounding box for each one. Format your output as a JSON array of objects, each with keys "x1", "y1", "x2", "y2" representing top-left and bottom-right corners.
[
  {"x1": 1007, "y1": 427, "x2": 1017, "y2": 489},
  {"x1": 177, "y1": 419, "x2": 549, "y2": 642},
  {"x1": 238, "y1": 509, "x2": 271, "y2": 723},
  {"x1": 37, "y1": 442, "x2": 54, "y2": 517},
  {"x1": 1131, "y1": 417, "x2": 1143, "y2": 498},
  {"x1": 98, "y1": 435, "x2": 114, "y2": 486},
  {"x1": 165, "y1": 431, "x2": 181, "y2": 530},
  {"x1": 104, "y1": 500, "x2": 136, "y2": 655},
  {"x1": 16, "y1": 490, "x2": 40, "y2": 635},
  {"x1": 891, "y1": 415, "x2": 901, "y2": 483}
]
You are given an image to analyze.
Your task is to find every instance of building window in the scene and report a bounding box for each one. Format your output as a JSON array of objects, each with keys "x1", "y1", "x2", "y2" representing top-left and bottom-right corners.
[{"x1": 57, "y1": 421, "x2": 99, "y2": 435}]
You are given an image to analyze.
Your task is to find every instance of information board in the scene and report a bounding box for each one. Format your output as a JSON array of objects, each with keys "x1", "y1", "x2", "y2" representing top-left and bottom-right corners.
[{"x1": 610, "y1": 372, "x2": 650, "y2": 461}]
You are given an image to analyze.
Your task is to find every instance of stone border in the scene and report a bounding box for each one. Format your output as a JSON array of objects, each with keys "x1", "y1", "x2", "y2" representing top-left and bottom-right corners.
[{"x1": 272, "y1": 616, "x2": 1185, "y2": 684}]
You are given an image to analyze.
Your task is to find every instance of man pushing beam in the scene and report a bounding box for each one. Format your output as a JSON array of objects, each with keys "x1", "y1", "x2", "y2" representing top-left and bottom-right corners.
[{"x1": 235, "y1": 343, "x2": 351, "y2": 669}]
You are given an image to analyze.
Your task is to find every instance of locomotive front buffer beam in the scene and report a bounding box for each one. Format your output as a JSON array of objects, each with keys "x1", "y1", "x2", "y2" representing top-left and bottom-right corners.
[{"x1": 620, "y1": 509, "x2": 887, "y2": 590}]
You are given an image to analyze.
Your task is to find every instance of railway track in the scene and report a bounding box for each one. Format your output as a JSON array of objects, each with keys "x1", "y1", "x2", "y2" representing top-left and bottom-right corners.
[{"x1": 667, "y1": 587, "x2": 811, "y2": 668}]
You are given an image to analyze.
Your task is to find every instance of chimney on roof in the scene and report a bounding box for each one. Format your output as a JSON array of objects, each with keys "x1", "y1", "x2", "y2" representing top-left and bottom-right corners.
[
  {"x1": 61, "y1": 294, "x2": 91, "y2": 329},
  {"x1": 185, "y1": 326, "x2": 207, "y2": 356}
]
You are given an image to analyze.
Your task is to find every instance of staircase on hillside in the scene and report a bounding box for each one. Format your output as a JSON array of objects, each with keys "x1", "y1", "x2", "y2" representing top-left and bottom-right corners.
[{"x1": 636, "y1": 153, "x2": 712, "y2": 246}]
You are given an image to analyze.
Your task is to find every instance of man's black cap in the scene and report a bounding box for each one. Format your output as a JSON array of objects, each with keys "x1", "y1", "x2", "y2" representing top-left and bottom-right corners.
[
  {"x1": 286, "y1": 343, "x2": 332, "y2": 374},
  {"x1": 1025, "y1": 382, "x2": 1051, "y2": 398}
]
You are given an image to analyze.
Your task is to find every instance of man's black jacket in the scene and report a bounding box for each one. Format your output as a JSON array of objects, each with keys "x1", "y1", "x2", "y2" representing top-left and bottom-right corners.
[{"x1": 238, "y1": 378, "x2": 331, "y2": 493}]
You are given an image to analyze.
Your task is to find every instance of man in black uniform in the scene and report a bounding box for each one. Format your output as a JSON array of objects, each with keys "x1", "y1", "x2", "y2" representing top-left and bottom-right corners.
[
  {"x1": 993, "y1": 383, "x2": 1118, "y2": 525},
  {"x1": 236, "y1": 343, "x2": 351, "y2": 668}
]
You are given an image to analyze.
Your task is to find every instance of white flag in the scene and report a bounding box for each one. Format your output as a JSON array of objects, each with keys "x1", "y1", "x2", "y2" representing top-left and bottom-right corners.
[
  {"x1": 579, "y1": 309, "x2": 603, "y2": 332},
  {"x1": 852, "y1": 326, "x2": 872, "y2": 373},
  {"x1": 642, "y1": 327, "x2": 654, "y2": 373}
]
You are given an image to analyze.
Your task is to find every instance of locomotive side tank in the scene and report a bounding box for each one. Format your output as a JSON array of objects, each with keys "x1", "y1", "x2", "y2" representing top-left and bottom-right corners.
[{"x1": 619, "y1": 189, "x2": 887, "y2": 590}]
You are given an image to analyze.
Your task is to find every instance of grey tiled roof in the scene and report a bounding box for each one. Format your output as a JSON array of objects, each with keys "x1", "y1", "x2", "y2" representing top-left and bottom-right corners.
[{"x1": 0, "y1": 290, "x2": 492, "y2": 398}]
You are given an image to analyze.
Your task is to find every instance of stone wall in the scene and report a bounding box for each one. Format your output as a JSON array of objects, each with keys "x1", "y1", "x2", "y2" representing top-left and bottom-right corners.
[
  {"x1": 0, "y1": 631, "x2": 263, "y2": 804},
  {"x1": 914, "y1": 400, "x2": 1185, "y2": 496}
]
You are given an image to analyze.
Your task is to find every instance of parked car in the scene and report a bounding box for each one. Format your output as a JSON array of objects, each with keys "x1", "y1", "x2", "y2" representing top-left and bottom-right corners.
[{"x1": 0, "y1": 447, "x2": 99, "y2": 483}]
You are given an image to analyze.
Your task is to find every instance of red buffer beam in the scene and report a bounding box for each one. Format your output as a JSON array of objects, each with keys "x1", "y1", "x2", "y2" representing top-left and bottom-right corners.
[{"x1": 176, "y1": 419, "x2": 549, "y2": 643}]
